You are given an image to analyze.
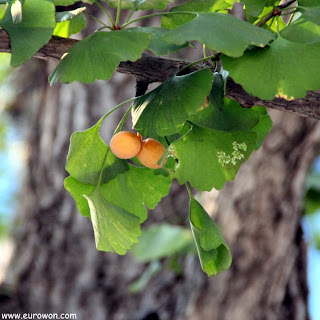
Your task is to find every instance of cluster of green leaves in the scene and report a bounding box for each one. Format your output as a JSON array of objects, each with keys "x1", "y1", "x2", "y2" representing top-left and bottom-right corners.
[{"x1": 1, "y1": 0, "x2": 320, "y2": 276}]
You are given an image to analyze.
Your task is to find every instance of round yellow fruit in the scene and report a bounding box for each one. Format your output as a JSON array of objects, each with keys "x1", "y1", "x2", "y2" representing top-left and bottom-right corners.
[
  {"x1": 137, "y1": 138, "x2": 166, "y2": 169},
  {"x1": 110, "y1": 131, "x2": 142, "y2": 159}
]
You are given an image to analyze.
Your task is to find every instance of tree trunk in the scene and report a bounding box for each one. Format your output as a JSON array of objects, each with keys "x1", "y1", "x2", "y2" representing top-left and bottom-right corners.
[{"x1": 0, "y1": 58, "x2": 319, "y2": 320}]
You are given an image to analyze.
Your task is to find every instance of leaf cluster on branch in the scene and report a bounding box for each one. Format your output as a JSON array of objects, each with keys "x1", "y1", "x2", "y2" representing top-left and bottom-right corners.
[{"x1": 0, "y1": 0, "x2": 319, "y2": 277}]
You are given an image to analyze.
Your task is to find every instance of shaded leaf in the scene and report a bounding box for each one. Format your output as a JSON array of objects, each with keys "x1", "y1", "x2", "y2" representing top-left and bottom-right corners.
[
  {"x1": 190, "y1": 196, "x2": 231, "y2": 276},
  {"x1": 131, "y1": 224, "x2": 194, "y2": 262},
  {"x1": 126, "y1": 27, "x2": 188, "y2": 56},
  {"x1": 222, "y1": 36, "x2": 320, "y2": 100},
  {"x1": 49, "y1": 30, "x2": 151, "y2": 84},
  {"x1": 128, "y1": 261, "x2": 161, "y2": 293},
  {"x1": 0, "y1": 0, "x2": 56, "y2": 66},
  {"x1": 163, "y1": 12, "x2": 276, "y2": 57},
  {"x1": 132, "y1": 68, "x2": 213, "y2": 138}
]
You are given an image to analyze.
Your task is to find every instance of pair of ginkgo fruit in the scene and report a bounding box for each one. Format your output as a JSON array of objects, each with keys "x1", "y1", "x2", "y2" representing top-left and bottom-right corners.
[{"x1": 110, "y1": 131, "x2": 166, "y2": 169}]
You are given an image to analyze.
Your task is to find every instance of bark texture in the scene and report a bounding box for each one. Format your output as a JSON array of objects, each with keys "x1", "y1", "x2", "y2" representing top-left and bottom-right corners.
[
  {"x1": 0, "y1": 55, "x2": 319, "y2": 319},
  {"x1": 1, "y1": 29, "x2": 320, "y2": 120}
]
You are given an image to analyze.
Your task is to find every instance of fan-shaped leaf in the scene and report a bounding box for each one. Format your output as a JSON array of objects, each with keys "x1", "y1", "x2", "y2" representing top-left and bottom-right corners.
[
  {"x1": 0, "y1": 0, "x2": 56, "y2": 66},
  {"x1": 170, "y1": 124, "x2": 256, "y2": 191},
  {"x1": 190, "y1": 196, "x2": 231, "y2": 276},
  {"x1": 163, "y1": 12, "x2": 276, "y2": 57},
  {"x1": 49, "y1": 30, "x2": 151, "y2": 84},
  {"x1": 222, "y1": 36, "x2": 320, "y2": 100},
  {"x1": 85, "y1": 189, "x2": 141, "y2": 255},
  {"x1": 161, "y1": 0, "x2": 234, "y2": 30},
  {"x1": 132, "y1": 68, "x2": 213, "y2": 138}
]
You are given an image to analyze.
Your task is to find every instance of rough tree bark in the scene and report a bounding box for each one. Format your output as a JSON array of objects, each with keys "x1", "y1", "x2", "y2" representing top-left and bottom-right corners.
[{"x1": 0, "y1": 54, "x2": 319, "y2": 320}]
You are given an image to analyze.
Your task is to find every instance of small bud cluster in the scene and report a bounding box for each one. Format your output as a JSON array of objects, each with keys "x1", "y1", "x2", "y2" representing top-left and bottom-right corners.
[{"x1": 217, "y1": 141, "x2": 247, "y2": 167}]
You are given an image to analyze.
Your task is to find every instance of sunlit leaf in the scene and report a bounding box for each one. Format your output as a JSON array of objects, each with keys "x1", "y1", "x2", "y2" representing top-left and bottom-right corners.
[{"x1": 53, "y1": 7, "x2": 86, "y2": 38}]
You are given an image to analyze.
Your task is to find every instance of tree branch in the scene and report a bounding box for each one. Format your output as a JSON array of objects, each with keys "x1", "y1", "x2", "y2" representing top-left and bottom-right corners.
[{"x1": 1, "y1": 29, "x2": 319, "y2": 120}]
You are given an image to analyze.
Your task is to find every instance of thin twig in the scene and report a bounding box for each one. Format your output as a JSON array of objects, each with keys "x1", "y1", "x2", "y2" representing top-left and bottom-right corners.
[{"x1": 257, "y1": 0, "x2": 297, "y2": 27}]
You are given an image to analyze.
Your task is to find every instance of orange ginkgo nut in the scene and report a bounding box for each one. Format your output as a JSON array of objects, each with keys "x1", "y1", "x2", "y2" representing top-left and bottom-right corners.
[
  {"x1": 110, "y1": 131, "x2": 142, "y2": 159},
  {"x1": 137, "y1": 138, "x2": 166, "y2": 169}
]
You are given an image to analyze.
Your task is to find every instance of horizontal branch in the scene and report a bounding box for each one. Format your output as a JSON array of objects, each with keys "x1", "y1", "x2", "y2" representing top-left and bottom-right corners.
[{"x1": 1, "y1": 29, "x2": 320, "y2": 120}]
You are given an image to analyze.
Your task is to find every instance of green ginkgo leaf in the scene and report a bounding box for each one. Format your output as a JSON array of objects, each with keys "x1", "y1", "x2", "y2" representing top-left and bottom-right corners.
[
  {"x1": 131, "y1": 224, "x2": 194, "y2": 263},
  {"x1": 49, "y1": 30, "x2": 151, "y2": 84},
  {"x1": 53, "y1": 8, "x2": 86, "y2": 38},
  {"x1": 0, "y1": 0, "x2": 56, "y2": 66},
  {"x1": 242, "y1": 0, "x2": 280, "y2": 17},
  {"x1": 280, "y1": 6, "x2": 320, "y2": 44},
  {"x1": 189, "y1": 196, "x2": 231, "y2": 276},
  {"x1": 126, "y1": 27, "x2": 188, "y2": 55},
  {"x1": 85, "y1": 189, "x2": 141, "y2": 255},
  {"x1": 161, "y1": 0, "x2": 234, "y2": 30},
  {"x1": 132, "y1": 68, "x2": 213, "y2": 138},
  {"x1": 188, "y1": 73, "x2": 272, "y2": 149},
  {"x1": 65, "y1": 122, "x2": 128, "y2": 185},
  {"x1": 163, "y1": 12, "x2": 276, "y2": 57},
  {"x1": 222, "y1": 36, "x2": 320, "y2": 100},
  {"x1": 64, "y1": 117, "x2": 172, "y2": 254},
  {"x1": 100, "y1": 165, "x2": 172, "y2": 222},
  {"x1": 170, "y1": 124, "x2": 257, "y2": 191}
]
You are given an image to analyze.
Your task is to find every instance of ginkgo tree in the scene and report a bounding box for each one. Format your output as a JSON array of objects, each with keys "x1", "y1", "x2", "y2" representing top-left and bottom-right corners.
[{"x1": 0, "y1": 0, "x2": 319, "y2": 277}]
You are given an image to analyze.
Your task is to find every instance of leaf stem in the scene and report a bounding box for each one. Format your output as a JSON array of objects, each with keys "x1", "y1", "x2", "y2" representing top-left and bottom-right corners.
[
  {"x1": 115, "y1": 0, "x2": 122, "y2": 27},
  {"x1": 287, "y1": 11, "x2": 296, "y2": 25},
  {"x1": 95, "y1": 0, "x2": 115, "y2": 28},
  {"x1": 185, "y1": 182, "x2": 192, "y2": 198},
  {"x1": 96, "y1": 26, "x2": 114, "y2": 32},
  {"x1": 125, "y1": 10, "x2": 135, "y2": 24},
  {"x1": 177, "y1": 54, "x2": 215, "y2": 75},
  {"x1": 98, "y1": 97, "x2": 136, "y2": 126},
  {"x1": 84, "y1": 12, "x2": 110, "y2": 28},
  {"x1": 96, "y1": 99, "x2": 135, "y2": 187},
  {"x1": 203, "y1": 44, "x2": 207, "y2": 59},
  {"x1": 122, "y1": 11, "x2": 196, "y2": 28},
  {"x1": 114, "y1": 106, "x2": 132, "y2": 134}
]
